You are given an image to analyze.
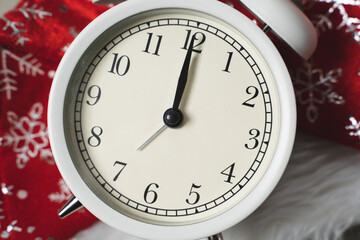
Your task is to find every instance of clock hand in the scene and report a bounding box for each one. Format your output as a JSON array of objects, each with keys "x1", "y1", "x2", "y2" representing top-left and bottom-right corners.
[
  {"x1": 137, "y1": 124, "x2": 167, "y2": 151},
  {"x1": 173, "y1": 33, "x2": 197, "y2": 110},
  {"x1": 138, "y1": 34, "x2": 198, "y2": 150},
  {"x1": 163, "y1": 33, "x2": 198, "y2": 128}
]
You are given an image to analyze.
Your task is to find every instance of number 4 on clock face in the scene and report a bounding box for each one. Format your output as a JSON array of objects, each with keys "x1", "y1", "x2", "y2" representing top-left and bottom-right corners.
[
  {"x1": 221, "y1": 163, "x2": 236, "y2": 184},
  {"x1": 48, "y1": 0, "x2": 302, "y2": 238},
  {"x1": 66, "y1": 11, "x2": 280, "y2": 230}
]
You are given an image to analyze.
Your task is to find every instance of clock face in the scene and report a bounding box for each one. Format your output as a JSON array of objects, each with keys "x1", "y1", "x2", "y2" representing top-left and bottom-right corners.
[{"x1": 63, "y1": 8, "x2": 281, "y2": 226}]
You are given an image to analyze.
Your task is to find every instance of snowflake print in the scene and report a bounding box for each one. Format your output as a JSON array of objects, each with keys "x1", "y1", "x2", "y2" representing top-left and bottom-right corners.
[
  {"x1": 305, "y1": 0, "x2": 360, "y2": 43},
  {"x1": 1, "y1": 220, "x2": 22, "y2": 239},
  {"x1": 312, "y1": 13, "x2": 333, "y2": 32},
  {"x1": 0, "y1": 102, "x2": 54, "y2": 169},
  {"x1": 0, "y1": 48, "x2": 44, "y2": 100},
  {"x1": 0, "y1": 2, "x2": 52, "y2": 47},
  {"x1": 346, "y1": 116, "x2": 360, "y2": 140},
  {"x1": 0, "y1": 17, "x2": 29, "y2": 46},
  {"x1": 305, "y1": 0, "x2": 360, "y2": 6},
  {"x1": 1, "y1": 184, "x2": 14, "y2": 196},
  {"x1": 48, "y1": 179, "x2": 72, "y2": 203},
  {"x1": 61, "y1": 27, "x2": 79, "y2": 52},
  {"x1": 18, "y1": 2, "x2": 52, "y2": 21},
  {"x1": 294, "y1": 62, "x2": 345, "y2": 123},
  {"x1": 0, "y1": 200, "x2": 4, "y2": 220}
]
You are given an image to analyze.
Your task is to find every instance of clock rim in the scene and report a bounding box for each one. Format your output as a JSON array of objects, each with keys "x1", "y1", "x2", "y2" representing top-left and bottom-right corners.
[{"x1": 48, "y1": 0, "x2": 296, "y2": 239}]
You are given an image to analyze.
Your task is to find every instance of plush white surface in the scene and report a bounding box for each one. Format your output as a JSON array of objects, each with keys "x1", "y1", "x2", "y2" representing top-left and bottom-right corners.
[
  {"x1": 1, "y1": 1, "x2": 358, "y2": 239},
  {"x1": 231, "y1": 132, "x2": 360, "y2": 240},
  {"x1": 73, "y1": 132, "x2": 360, "y2": 240}
]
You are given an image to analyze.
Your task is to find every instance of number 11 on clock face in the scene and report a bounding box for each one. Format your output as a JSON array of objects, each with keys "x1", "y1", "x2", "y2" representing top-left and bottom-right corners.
[{"x1": 64, "y1": 10, "x2": 280, "y2": 226}]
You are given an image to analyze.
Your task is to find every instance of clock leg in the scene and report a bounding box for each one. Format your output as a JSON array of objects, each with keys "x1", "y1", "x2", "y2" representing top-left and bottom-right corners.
[
  {"x1": 58, "y1": 195, "x2": 83, "y2": 218},
  {"x1": 207, "y1": 232, "x2": 224, "y2": 240}
]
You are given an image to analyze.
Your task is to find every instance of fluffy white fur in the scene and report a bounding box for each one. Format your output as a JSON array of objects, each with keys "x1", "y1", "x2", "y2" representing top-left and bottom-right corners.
[
  {"x1": 74, "y1": 132, "x2": 360, "y2": 240},
  {"x1": 225, "y1": 132, "x2": 360, "y2": 240}
]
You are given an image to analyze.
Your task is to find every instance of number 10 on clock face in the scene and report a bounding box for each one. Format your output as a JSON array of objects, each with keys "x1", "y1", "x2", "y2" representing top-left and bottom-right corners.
[{"x1": 63, "y1": 9, "x2": 281, "y2": 226}]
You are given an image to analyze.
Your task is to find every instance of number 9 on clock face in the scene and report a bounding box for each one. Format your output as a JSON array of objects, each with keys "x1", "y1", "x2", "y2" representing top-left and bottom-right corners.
[
  {"x1": 48, "y1": 1, "x2": 297, "y2": 236},
  {"x1": 63, "y1": 8, "x2": 280, "y2": 225}
]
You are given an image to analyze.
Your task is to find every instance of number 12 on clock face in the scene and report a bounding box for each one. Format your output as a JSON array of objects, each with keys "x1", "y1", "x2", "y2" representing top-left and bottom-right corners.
[
  {"x1": 49, "y1": 0, "x2": 302, "y2": 237},
  {"x1": 63, "y1": 9, "x2": 280, "y2": 228}
]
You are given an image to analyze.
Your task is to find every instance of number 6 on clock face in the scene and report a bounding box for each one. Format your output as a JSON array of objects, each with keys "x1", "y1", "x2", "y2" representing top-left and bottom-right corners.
[
  {"x1": 48, "y1": 0, "x2": 302, "y2": 239},
  {"x1": 64, "y1": 8, "x2": 280, "y2": 224}
]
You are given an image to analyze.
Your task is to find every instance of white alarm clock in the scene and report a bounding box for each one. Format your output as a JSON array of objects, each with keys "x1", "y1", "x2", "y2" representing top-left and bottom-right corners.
[{"x1": 48, "y1": 0, "x2": 317, "y2": 239}]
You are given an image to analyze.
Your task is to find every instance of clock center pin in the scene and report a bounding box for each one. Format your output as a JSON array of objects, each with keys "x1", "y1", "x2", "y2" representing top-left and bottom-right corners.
[{"x1": 163, "y1": 108, "x2": 184, "y2": 128}]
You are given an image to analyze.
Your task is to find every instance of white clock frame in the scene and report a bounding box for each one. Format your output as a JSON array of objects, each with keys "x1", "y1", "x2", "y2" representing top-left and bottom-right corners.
[{"x1": 48, "y1": 0, "x2": 296, "y2": 239}]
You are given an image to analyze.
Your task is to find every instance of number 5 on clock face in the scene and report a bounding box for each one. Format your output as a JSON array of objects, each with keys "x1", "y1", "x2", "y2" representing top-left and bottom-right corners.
[
  {"x1": 63, "y1": 10, "x2": 280, "y2": 226},
  {"x1": 47, "y1": 0, "x2": 303, "y2": 235}
]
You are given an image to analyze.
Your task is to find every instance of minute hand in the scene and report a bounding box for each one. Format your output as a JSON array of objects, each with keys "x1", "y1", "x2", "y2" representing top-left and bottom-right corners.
[{"x1": 172, "y1": 34, "x2": 197, "y2": 110}]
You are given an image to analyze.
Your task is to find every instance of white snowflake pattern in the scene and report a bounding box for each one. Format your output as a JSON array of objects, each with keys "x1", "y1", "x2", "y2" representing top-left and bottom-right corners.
[
  {"x1": 1, "y1": 184, "x2": 14, "y2": 196},
  {"x1": 48, "y1": 179, "x2": 72, "y2": 203},
  {"x1": 0, "y1": 220, "x2": 22, "y2": 239},
  {"x1": 0, "y1": 102, "x2": 54, "y2": 169},
  {"x1": 18, "y1": 2, "x2": 52, "y2": 21},
  {"x1": 1, "y1": 17, "x2": 29, "y2": 46},
  {"x1": 304, "y1": 0, "x2": 360, "y2": 6},
  {"x1": 0, "y1": 200, "x2": 4, "y2": 220},
  {"x1": 346, "y1": 116, "x2": 360, "y2": 139},
  {"x1": 305, "y1": 0, "x2": 360, "y2": 43},
  {"x1": 294, "y1": 62, "x2": 345, "y2": 123},
  {"x1": 0, "y1": 48, "x2": 44, "y2": 100},
  {"x1": 61, "y1": 26, "x2": 79, "y2": 53},
  {"x1": 0, "y1": 2, "x2": 52, "y2": 47}
]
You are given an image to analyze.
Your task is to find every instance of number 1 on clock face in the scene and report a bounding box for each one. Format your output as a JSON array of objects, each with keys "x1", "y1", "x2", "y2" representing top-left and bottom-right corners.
[{"x1": 71, "y1": 11, "x2": 278, "y2": 225}]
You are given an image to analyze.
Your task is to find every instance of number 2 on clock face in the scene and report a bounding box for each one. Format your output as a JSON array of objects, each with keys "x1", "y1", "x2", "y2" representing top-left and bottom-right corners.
[{"x1": 67, "y1": 10, "x2": 280, "y2": 226}]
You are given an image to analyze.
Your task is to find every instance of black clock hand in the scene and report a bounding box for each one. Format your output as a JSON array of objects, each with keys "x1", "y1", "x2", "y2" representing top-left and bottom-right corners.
[
  {"x1": 137, "y1": 34, "x2": 198, "y2": 150},
  {"x1": 173, "y1": 34, "x2": 196, "y2": 110},
  {"x1": 163, "y1": 33, "x2": 197, "y2": 128}
]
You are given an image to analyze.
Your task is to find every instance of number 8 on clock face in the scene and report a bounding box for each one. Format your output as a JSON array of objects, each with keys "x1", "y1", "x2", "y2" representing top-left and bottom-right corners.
[
  {"x1": 68, "y1": 9, "x2": 279, "y2": 223},
  {"x1": 48, "y1": 0, "x2": 303, "y2": 239}
]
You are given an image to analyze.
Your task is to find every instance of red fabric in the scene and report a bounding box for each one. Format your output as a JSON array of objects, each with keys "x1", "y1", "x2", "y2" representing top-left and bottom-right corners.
[
  {"x1": 225, "y1": 0, "x2": 360, "y2": 150},
  {"x1": 287, "y1": 1, "x2": 360, "y2": 149},
  {"x1": 0, "y1": 0, "x2": 359, "y2": 239},
  {"x1": 0, "y1": 1, "x2": 108, "y2": 239}
]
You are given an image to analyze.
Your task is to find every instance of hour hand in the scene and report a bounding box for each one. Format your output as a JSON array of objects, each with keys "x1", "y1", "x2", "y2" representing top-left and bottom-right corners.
[{"x1": 163, "y1": 33, "x2": 199, "y2": 128}]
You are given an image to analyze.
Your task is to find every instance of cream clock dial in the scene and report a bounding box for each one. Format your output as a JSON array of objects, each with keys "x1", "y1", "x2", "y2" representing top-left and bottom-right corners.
[
  {"x1": 48, "y1": 0, "x2": 302, "y2": 239},
  {"x1": 65, "y1": 9, "x2": 279, "y2": 225}
]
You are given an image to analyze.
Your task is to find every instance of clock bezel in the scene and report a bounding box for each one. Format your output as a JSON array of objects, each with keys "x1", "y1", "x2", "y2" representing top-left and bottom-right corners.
[{"x1": 48, "y1": 0, "x2": 296, "y2": 239}]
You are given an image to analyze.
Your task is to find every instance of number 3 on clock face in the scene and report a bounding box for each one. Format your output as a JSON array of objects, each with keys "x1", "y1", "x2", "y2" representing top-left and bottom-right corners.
[
  {"x1": 67, "y1": 9, "x2": 278, "y2": 223},
  {"x1": 49, "y1": 1, "x2": 298, "y2": 239}
]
